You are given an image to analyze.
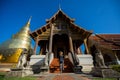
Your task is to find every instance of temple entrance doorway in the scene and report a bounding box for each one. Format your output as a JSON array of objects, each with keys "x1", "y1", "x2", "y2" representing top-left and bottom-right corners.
[
  {"x1": 57, "y1": 48, "x2": 64, "y2": 58},
  {"x1": 52, "y1": 34, "x2": 69, "y2": 58},
  {"x1": 50, "y1": 34, "x2": 73, "y2": 73}
]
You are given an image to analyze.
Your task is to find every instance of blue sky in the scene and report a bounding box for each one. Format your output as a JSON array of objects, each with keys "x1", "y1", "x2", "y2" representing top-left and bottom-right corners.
[{"x1": 0, "y1": 0, "x2": 120, "y2": 43}]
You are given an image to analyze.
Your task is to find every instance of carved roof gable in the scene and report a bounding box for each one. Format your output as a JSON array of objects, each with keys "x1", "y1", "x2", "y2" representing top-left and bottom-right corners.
[
  {"x1": 30, "y1": 10, "x2": 92, "y2": 40},
  {"x1": 46, "y1": 10, "x2": 74, "y2": 23}
]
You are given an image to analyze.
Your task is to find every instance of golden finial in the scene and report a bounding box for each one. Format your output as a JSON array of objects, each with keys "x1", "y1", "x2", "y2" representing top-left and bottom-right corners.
[
  {"x1": 59, "y1": 3, "x2": 61, "y2": 10},
  {"x1": 27, "y1": 16, "x2": 32, "y2": 25},
  {"x1": 58, "y1": 0, "x2": 62, "y2": 11}
]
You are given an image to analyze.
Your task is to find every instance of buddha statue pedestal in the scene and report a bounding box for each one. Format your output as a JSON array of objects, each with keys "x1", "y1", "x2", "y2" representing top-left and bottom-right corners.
[
  {"x1": 6, "y1": 68, "x2": 33, "y2": 77},
  {"x1": 91, "y1": 67, "x2": 120, "y2": 78}
]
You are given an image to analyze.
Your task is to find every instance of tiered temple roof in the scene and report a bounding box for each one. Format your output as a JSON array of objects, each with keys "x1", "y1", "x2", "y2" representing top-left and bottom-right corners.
[
  {"x1": 30, "y1": 10, "x2": 92, "y2": 41},
  {"x1": 89, "y1": 34, "x2": 120, "y2": 50}
]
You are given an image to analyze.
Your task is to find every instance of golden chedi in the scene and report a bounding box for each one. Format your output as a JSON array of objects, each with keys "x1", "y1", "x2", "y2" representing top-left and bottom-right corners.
[{"x1": 0, "y1": 17, "x2": 31, "y2": 63}]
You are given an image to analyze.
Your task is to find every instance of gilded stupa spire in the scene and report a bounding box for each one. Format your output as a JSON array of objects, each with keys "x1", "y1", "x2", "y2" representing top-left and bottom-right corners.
[
  {"x1": 0, "y1": 17, "x2": 32, "y2": 62},
  {"x1": 0, "y1": 17, "x2": 32, "y2": 55},
  {"x1": 11, "y1": 17, "x2": 32, "y2": 49}
]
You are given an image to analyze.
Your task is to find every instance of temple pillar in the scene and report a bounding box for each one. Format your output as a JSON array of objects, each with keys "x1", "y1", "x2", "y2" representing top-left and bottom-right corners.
[
  {"x1": 39, "y1": 46, "x2": 43, "y2": 55},
  {"x1": 68, "y1": 33, "x2": 74, "y2": 53},
  {"x1": 45, "y1": 43, "x2": 48, "y2": 53},
  {"x1": 84, "y1": 38, "x2": 89, "y2": 54},
  {"x1": 74, "y1": 42, "x2": 82, "y2": 54},
  {"x1": 34, "y1": 37, "x2": 39, "y2": 55},
  {"x1": 49, "y1": 24, "x2": 54, "y2": 53},
  {"x1": 114, "y1": 51, "x2": 120, "y2": 64},
  {"x1": 76, "y1": 47, "x2": 82, "y2": 54}
]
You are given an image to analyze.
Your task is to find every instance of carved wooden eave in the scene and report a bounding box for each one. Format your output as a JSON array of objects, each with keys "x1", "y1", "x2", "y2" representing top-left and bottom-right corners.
[
  {"x1": 30, "y1": 23, "x2": 51, "y2": 41},
  {"x1": 69, "y1": 21, "x2": 92, "y2": 40}
]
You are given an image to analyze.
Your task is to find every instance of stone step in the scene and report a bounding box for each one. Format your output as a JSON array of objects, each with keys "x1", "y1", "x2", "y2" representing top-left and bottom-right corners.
[
  {"x1": 50, "y1": 58, "x2": 73, "y2": 73},
  {"x1": 0, "y1": 63, "x2": 15, "y2": 68}
]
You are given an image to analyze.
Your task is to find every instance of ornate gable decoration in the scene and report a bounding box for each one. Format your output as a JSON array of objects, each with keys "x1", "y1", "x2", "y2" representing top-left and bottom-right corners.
[
  {"x1": 46, "y1": 10, "x2": 75, "y2": 23},
  {"x1": 30, "y1": 10, "x2": 92, "y2": 40}
]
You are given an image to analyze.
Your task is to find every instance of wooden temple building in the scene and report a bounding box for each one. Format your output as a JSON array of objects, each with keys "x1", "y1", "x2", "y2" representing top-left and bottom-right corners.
[
  {"x1": 30, "y1": 9, "x2": 120, "y2": 73},
  {"x1": 30, "y1": 9, "x2": 92, "y2": 73},
  {"x1": 30, "y1": 10, "x2": 92, "y2": 55}
]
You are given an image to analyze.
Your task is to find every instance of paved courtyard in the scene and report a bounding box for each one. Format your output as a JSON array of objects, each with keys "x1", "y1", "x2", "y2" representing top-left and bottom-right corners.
[{"x1": 36, "y1": 73, "x2": 94, "y2": 80}]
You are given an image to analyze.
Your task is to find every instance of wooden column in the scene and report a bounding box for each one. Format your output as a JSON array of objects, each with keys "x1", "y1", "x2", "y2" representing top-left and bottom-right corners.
[
  {"x1": 45, "y1": 43, "x2": 48, "y2": 53},
  {"x1": 39, "y1": 46, "x2": 43, "y2": 55},
  {"x1": 68, "y1": 33, "x2": 74, "y2": 53},
  {"x1": 74, "y1": 43, "x2": 78, "y2": 54},
  {"x1": 74, "y1": 42, "x2": 82, "y2": 54},
  {"x1": 34, "y1": 37, "x2": 39, "y2": 55},
  {"x1": 49, "y1": 24, "x2": 54, "y2": 53},
  {"x1": 114, "y1": 51, "x2": 120, "y2": 64},
  {"x1": 77, "y1": 47, "x2": 82, "y2": 54},
  {"x1": 84, "y1": 38, "x2": 89, "y2": 54}
]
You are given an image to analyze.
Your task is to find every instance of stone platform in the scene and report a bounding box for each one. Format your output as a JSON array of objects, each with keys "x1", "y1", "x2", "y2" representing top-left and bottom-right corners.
[
  {"x1": 91, "y1": 67, "x2": 120, "y2": 78},
  {"x1": 5, "y1": 68, "x2": 33, "y2": 77},
  {"x1": 77, "y1": 55, "x2": 93, "y2": 72}
]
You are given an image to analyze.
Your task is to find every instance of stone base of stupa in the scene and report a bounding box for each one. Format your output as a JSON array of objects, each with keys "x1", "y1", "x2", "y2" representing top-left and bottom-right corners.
[{"x1": 5, "y1": 68, "x2": 33, "y2": 77}]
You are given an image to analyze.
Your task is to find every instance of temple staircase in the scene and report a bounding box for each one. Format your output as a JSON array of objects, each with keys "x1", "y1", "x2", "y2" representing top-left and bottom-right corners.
[{"x1": 50, "y1": 58, "x2": 73, "y2": 73}]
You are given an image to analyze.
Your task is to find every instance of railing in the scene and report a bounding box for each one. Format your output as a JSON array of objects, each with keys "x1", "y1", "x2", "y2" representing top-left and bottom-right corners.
[
  {"x1": 68, "y1": 52, "x2": 79, "y2": 66},
  {"x1": 68, "y1": 52, "x2": 74, "y2": 65},
  {"x1": 45, "y1": 52, "x2": 49, "y2": 66},
  {"x1": 49, "y1": 53, "x2": 54, "y2": 65},
  {"x1": 68, "y1": 52, "x2": 83, "y2": 73},
  {"x1": 44, "y1": 52, "x2": 54, "y2": 66}
]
